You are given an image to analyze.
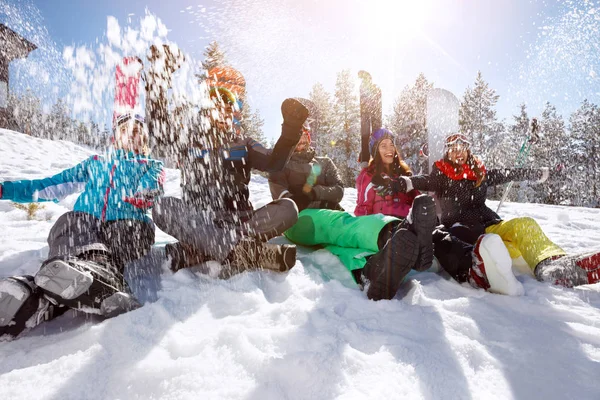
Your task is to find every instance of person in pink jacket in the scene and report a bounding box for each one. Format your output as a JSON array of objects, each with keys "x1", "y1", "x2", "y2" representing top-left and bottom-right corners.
[{"x1": 355, "y1": 129, "x2": 419, "y2": 218}]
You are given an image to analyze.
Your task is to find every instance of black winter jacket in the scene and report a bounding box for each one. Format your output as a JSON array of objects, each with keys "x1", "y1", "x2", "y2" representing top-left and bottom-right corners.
[
  {"x1": 268, "y1": 148, "x2": 344, "y2": 211},
  {"x1": 410, "y1": 162, "x2": 544, "y2": 238}
]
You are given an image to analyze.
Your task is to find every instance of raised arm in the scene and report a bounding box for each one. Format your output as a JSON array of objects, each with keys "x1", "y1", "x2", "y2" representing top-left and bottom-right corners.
[
  {"x1": 0, "y1": 158, "x2": 90, "y2": 203},
  {"x1": 486, "y1": 168, "x2": 548, "y2": 187}
]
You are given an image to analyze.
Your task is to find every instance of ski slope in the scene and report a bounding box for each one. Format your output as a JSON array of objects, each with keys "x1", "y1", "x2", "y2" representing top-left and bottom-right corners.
[{"x1": 1, "y1": 129, "x2": 599, "y2": 400}]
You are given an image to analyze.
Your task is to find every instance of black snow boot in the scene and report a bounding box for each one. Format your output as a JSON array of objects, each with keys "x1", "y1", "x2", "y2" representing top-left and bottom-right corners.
[
  {"x1": 35, "y1": 251, "x2": 140, "y2": 317},
  {"x1": 364, "y1": 228, "x2": 419, "y2": 301},
  {"x1": 165, "y1": 242, "x2": 209, "y2": 272},
  {"x1": 404, "y1": 194, "x2": 437, "y2": 271},
  {"x1": 0, "y1": 275, "x2": 63, "y2": 339},
  {"x1": 222, "y1": 238, "x2": 296, "y2": 278}
]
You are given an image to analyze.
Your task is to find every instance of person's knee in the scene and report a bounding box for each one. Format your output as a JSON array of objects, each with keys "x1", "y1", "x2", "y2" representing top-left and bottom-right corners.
[
  {"x1": 152, "y1": 197, "x2": 179, "y2": 229},
  {"x1": 273, "y1": 198, "x2": 299, "y2": 228},
  {"x1": 513, "y1": 216, "x2": 541, "y2": 232}
]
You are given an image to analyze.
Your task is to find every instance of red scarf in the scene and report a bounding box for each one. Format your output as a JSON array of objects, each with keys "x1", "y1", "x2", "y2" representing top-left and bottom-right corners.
[{"x1": 434, "y1": 158, "x2": 486, "y2": 181}]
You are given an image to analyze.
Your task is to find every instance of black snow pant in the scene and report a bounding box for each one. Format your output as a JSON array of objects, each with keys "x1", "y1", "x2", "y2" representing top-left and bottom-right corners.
[
  {"x1": 47, "y1": 211, "x2": 155, "y2": 270},
  {"x1": 152, "y1": 197, "x2": 299, "y2": 262},
  {"x1": 359, "y1": 222, "x2": 474, "y2": 284},
  {"x1": 0, "y1": 212, "x2": 155, "y2": 338}
]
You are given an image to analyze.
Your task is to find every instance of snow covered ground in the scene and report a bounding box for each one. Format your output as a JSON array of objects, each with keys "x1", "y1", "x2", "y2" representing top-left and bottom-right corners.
[{"x1": 1, "y1": 129, "x2": 599, "y2": 400}]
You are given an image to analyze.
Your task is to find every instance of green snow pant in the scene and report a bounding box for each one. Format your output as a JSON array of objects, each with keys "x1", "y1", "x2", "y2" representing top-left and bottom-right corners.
[{"x1": 284, "y1": 209, "x2": 399, "y2": 273}]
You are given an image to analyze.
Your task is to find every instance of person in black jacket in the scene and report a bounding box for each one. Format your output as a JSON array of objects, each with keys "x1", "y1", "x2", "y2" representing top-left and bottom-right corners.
[
  {"x1": 152, "y1": 86, "x2": 307, "y2": 277},
  {"x1": 376, "y1": 133, "x2": 600, "y2": 288}
]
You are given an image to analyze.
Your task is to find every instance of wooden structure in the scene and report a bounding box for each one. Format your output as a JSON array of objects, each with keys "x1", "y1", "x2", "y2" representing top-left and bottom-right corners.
[{"x1": 0, "y1": 24, "x2": 37, "y2": 129}]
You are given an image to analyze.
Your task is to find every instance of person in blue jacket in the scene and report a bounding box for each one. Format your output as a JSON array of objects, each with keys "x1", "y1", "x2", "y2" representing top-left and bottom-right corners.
[{"x1": 0, "y1": 113, "x2": 165, "y2": 339}]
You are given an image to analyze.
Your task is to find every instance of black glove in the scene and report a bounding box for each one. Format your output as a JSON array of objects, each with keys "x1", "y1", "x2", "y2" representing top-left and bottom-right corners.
[
  {"x1": 289, "y1": 184, "x2": 314, "y2": 197},
  {"x1": 372, "y1": 174, "x2": 407, "y2": 197},
  {"x1": 267, "y1": 99, "x2": 309, "y2": 173},
  {"x1": 290, "y1": 192, "x2": 314, "y2": 212},
  {"x1": 281, "y1": 98, "x2": 309, "y2": 136}
]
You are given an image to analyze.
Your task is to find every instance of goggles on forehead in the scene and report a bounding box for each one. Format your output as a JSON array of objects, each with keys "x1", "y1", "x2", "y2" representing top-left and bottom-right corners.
[
  {"x1": 445, "y1": 133, "x2": 471, "y2": 148},
  {"x1": 209, "y1": 86, "x2": 244, "y2": 110},
  {"x1": 116, "y1": 113, "x2": 145, "y2": 127}
]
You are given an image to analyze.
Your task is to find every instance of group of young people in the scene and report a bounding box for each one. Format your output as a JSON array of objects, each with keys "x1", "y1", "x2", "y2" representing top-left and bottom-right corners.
[
  {"x1": 1, "y1": 68, "x2": 599, "y2": 340},
  {"x1": 275, "y1": 125, "x2": 600, "y2": 301}
]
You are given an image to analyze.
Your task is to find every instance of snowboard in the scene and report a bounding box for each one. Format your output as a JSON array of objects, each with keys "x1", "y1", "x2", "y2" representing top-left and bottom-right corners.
[
  {"x1": 358, "y1": 71, "x2": 382, "y2": 164},
  {"x1": 112, "y1": 56, "x2": 144, "y2": 130},
  {"x1": 426, "y1": 88, "x2": 460, "y2": 173}
]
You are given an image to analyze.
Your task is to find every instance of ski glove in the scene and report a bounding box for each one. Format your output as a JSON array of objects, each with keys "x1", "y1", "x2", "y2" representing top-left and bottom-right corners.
[
  {"x1": 289, "y1": 188, "x2": 316, "y2": 212},
  {"x1": 536, "y1": 167, "x2": 550, "y2": 184},
  {"x1": 372, "y1": 174, "x2": 412, "y2": 197},
  {"x1": 124, "y1": 189, "x2": 162, "y2": 209},
  {"x1": 281, "y1": 98, "x2": 309, "y2": 132}
]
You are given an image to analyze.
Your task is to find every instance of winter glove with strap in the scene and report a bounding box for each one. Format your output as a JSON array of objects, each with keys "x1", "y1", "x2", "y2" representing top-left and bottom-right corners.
[
  {"x1": 290, "y1": 188, "x2": 316, "y2": 212},
  {"x1": 124, "y1": 189, "x2": 162, "y2": 209},
  {"x1": 372, "y1": 174, "x2": 413, "y2": 197}
]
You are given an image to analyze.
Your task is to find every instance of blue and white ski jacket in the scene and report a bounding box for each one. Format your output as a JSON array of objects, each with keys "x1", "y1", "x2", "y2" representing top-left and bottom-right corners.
[{"x1": 1, "y1": 149, "x2": 165, "y2": 223}]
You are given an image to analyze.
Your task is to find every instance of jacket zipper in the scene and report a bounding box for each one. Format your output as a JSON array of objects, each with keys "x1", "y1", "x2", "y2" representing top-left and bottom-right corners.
[{"x1": 101, "y1": 163, "x2": 118, "y2": 221}]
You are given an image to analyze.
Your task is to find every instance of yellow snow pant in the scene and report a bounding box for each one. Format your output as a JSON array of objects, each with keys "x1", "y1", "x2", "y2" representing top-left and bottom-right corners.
[{"x1": 484, "y1": 217, "x2": 566, "y2": 271}]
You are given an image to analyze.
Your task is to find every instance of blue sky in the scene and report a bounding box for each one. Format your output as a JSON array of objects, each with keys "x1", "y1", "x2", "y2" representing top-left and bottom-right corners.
[{"x1": 2, "y1": 0, "x2": 598, "y2": 140}]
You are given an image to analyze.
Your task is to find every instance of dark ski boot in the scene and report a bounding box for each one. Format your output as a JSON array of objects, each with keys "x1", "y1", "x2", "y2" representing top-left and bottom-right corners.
[
  {"x1": 35, "y1": 252, "x2": 140, "y2": 317},
  {"x1": 365, "y1": 228, "x2": 419, "y2": 301},
  {"x1": 165, "y1": 242, "x2": 209, "y2": 272},
  {"x1": 0, "y1": 275, "x2": 62, "y2": 339},
  {"x1": 405, "y1": 194, "x2": 437, "y2": 271},
  {"x1": 222, "y1": 238, "x2": 296, "y2": 278}
]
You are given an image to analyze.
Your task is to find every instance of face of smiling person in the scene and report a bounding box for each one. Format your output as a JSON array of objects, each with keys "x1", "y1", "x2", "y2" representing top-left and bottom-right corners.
[
  {"x1": 378, "y1": 138, "x2": 397, "y2": 166},
  {"x1": 295, "y1": 131, "x2": 311, "y2": 153},
  {"x1": 210, "y1": 97, "x2": 235, "y2": 134},
  {"x1": 117, "y1": 121, "x2": 146, "y2": 154},
  {"x1": 446, "y1": 143, "x2": 469, "y2": 165}
]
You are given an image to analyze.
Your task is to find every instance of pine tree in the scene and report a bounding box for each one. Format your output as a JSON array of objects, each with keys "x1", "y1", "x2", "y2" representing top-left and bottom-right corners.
[
  {"x1": 506, "y1": 104, "x2": 532, "y2": 202},
  {"x1": 308, "y1": 82, "x2": 335, "y2": 155},
  {"x1": 9, "y1": 90, "x2": 44, "y2": 137},
  {"x1": 241, "y1": 108, "x2": 267, "y2": 144},
  {"x1": 534, "y1": 102, "x2": 568, "y2": 204},
  {"x1": 569, "y1": 100, "x2": 600, "y2": 207},
  {"x1": 331, "y1": 70, "x2": 360, "y2": 187},
  {"x1": 459, "y1": 71, "x2": 500, "y2": 157},
  {"x1": 387, "y1": 73, "x2": 433, "y2": 172},
  {"x1": 201, "y1": 41, "x2": 228, "y2": 72},
  {"x1": 48, "y1": 99, "x2": 73, "y2": 141}
]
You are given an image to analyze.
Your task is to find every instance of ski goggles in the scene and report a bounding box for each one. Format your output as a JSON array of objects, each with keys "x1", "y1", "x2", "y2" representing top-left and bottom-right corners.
[
  {"x1": 209, "y1": 86, "x2": 244, "y2": 110},
  {"x1": 116, "y1": 113, "x2": 145, "y2": 126},
  {"x1": 445, "y1": 133, "x2": 471, "y2": 149}
]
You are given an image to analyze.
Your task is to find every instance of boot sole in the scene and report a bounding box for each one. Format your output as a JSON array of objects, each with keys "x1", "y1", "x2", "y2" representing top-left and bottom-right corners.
[
  {"x1": 101, "y1": 292, "x2": 141, "y2": 318},
  {"x1": 409, "y1": 195, "x2": 437, "y2": 271},
  {"x1": 35, "y1": 260, "x2": 94, "y2": 301},
  {"x1": 279, "y1": 245, "x2": 297, "y2": 272},
  {"x1": 477, "y1": 234, "x2": 524, "y2": 296},
  {"x1": 0, "y1": 278, "x2": 33, "y2": 327}
]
